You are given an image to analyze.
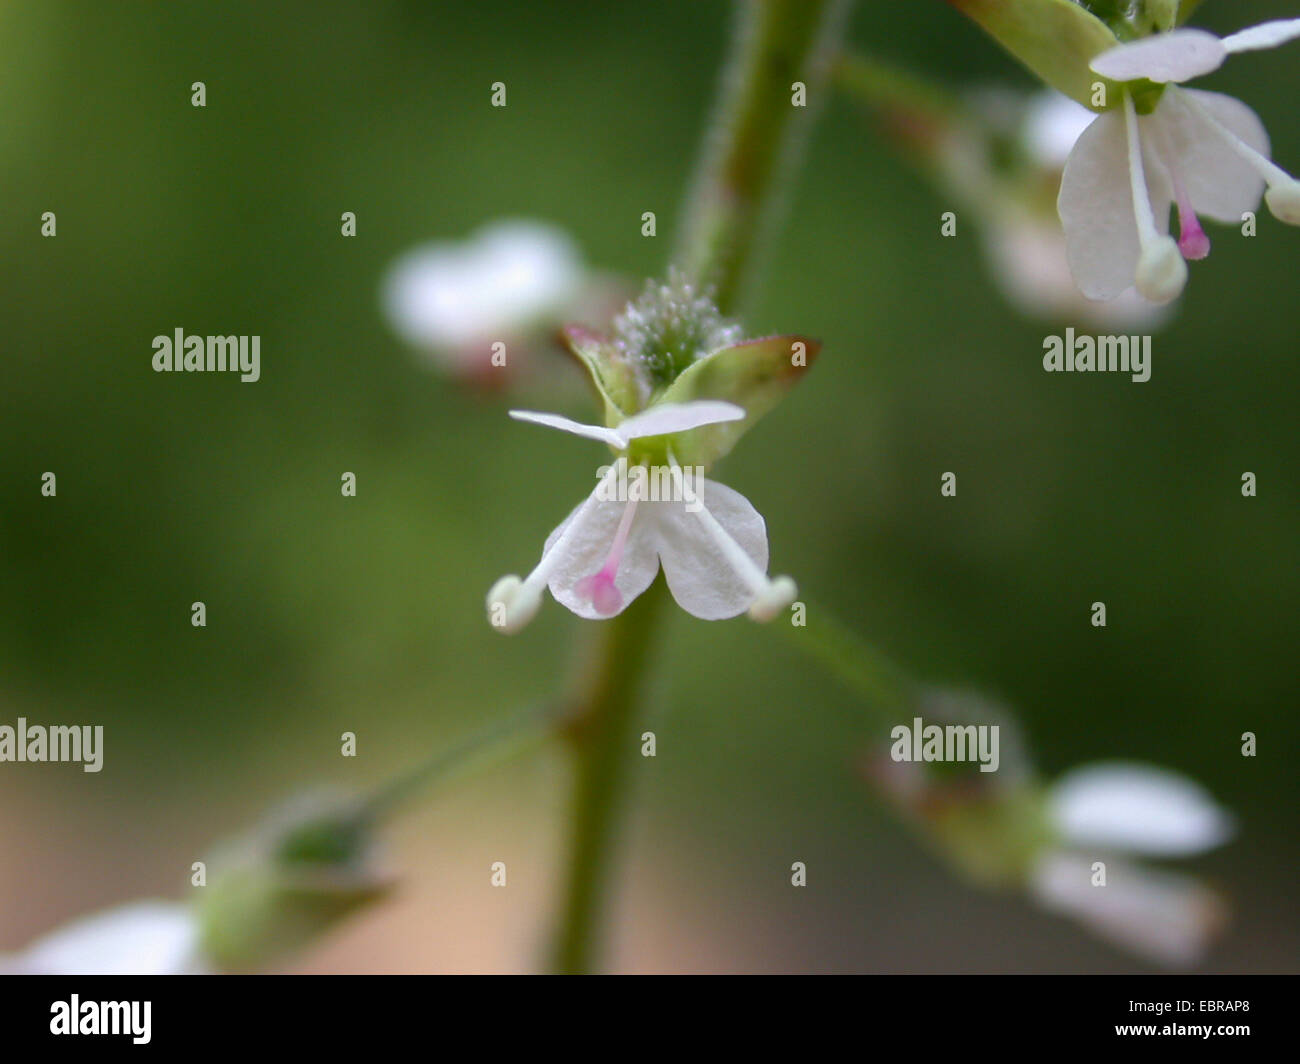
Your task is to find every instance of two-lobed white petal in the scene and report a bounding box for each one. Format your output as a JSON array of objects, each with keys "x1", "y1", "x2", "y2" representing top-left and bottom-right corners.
[
  {"x1": 510, "y1": 400, "x2": 745, "y2": 451},
  {"x1": 1091, "y1": 29, "x2": 1226, "y2": 84},
  {"x1": 1091, "y1": 18, "x2": 1300, "y2": 86},
  {"x1": 1156, "y1": 89, "x2": 1269, "y2": 223},
  {"x1": 541, "y1": 478, "x2": 768, "y2": 620}
]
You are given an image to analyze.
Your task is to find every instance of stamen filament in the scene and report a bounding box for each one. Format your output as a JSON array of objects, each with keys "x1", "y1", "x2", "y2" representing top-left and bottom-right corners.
[
  {"x1": 1123, "y1": 90, "x2": 1187, "y2": 303},
  {"x1": 1178, "y1": 88, "x2": 1295, "y2": 188},
  {"x1": 1123, "y1": 91, "x2": 1162, "y2": 248},
  {"x1": 666, "y1": 451, "x2": 768, "y2": 596}
]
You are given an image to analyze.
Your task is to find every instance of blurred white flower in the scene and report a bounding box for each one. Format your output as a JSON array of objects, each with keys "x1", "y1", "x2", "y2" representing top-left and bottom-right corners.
[
  {"x1": 1048, "y1": 760, "x2": 1234, "y2": 857},
  {"x1": 982, "y1": 216, "x2": 1168, "y2": 329},
  {"x1": 383, "y1": 219, "x2": 584, "y2": 377},
  {"x1": 1022, "y1": 90, "x2": 1096, "y2": 169},
  {"x1": 1031, "y1": 852, "x2": 1226, "y2": 968},
  {"x1": 1032, "y1": 761, "x2": 1234, "y2": 967},
  {"x1": 1, "y1": 901, "x2": 207, "y2": 975}
]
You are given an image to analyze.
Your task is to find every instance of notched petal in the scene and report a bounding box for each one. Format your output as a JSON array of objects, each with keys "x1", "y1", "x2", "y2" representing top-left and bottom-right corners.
[
  {"x1": 1090, "y1": 28, "x2": 1226, "y2": 84},
  {"x1": 654, "y1": 481, "x2": 769, "y2": 621}
]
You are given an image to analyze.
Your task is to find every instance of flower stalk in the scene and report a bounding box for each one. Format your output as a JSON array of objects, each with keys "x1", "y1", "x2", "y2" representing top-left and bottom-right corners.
[
  {"x1": 677, "y1": 0, "x2": 851, "y2": 316},
  {"x1": 550, "y1": 581, "x2": 667, "y2": 973},
  {"x1": 549, "y1": 0, "x2": 850, "y2": 972}
]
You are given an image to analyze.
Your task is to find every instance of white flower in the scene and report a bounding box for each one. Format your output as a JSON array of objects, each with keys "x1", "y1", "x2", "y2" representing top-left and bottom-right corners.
[
  {"x1": 1059, "y1": 18, "x2": 1300, "y2": 303},
  {"x1": 948, "y1": 90, "x2": 1170, "y2": 327},
  {"x1": 487, "y1": 399, "x2": 797, "y2": 632},
  {"x1": 383, "y1": 219, "x2": 583, "y2": 372},
  {"x1": 1, "y1": 901, "x2": 207, "y2": 975},
  {"x1": 1030, "y1": 852, "x2": 1226, "y2": 968},
  {"x1": 1032, "y1": 762, "x2": 1234, "y2": 967},
  {"x1": 1047, "y1": 761, "x2": 1234, "y2": 857}
]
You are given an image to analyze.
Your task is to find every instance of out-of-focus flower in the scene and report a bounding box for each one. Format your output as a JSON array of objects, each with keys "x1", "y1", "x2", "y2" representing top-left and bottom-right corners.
[
  {"x1": 1034, "y1": 761, "x2": 1235, "y2": 967},
  {"x1": 2, "y1": 790, "x2": 393, "y2": 975},
  {"x1": 487, "y1": 271, "x2": 816, "y2": 632},
  {"x1": 0, "y1": 901, "x2": 208, "y2": 975},
  {"x1": 196, "y1": 789, "x2": 392, "y2": 972},
  {"x1": 862, "y1": 688, "x2": 1235, "y2": 966},
  {"x1": 383, "y1": 219, "x2": 596, "y2": 384}
]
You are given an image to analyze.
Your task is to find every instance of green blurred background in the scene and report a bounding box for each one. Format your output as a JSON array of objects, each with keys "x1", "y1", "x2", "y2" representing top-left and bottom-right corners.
[{"x1": 1, "y1": 0, "x2": 1295, "y2": 972}]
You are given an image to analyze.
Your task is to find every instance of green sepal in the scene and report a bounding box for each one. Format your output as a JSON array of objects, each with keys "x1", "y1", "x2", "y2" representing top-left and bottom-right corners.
[
  {"x1": 927, "y1": 784, "x2": 1059, "y2": 888},
  {"x1": 950, "y1": 0, "x2": 1123, "y2": 110},
  {"x1": 194, "y1": 791, "x2": 393, "y2": 972},
  {"x1": 196, "y1": 862, "x2": 392, "y2": 973},
  {"x1": 646, "y1": 335, "x2": 820, "y2": 467},
  {"x1": 560, "y1": 324, "x2": 642, "y2": 423}
]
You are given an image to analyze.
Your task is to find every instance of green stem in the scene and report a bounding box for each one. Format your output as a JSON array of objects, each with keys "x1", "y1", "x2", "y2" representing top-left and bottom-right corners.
[
  {"x1": 549, "y1": 0, "x2": 850, "y2": 974},
  {"x1": 550, "y1": 582, "x2": 667, "y2": 974},
  {"x1": 777, "y1": 599, "x2": 918, "y2": 726},
  {"x1": 677, "y1": 0, "x2": 851, "y2": 316},
  {"x1": 833, "y1": 51, "x2": 967, "y2": 130},
  {"x1": 355, "y1": 703, "x2": 555, "y2": 826}
]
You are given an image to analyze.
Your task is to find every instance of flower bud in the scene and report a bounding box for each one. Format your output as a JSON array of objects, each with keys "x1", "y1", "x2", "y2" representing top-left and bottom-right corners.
[{"x1": 195, "y1": 789, "x2": 391, "y2": 972}]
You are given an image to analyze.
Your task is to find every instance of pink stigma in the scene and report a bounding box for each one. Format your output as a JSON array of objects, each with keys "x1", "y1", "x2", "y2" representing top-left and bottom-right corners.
[
  {"x1": 1177, "y1": 206, "x2": 1210, "y2": 260},
  {"x1": 1169, "y1": 167, "x2": 1211, "y2": 261}
]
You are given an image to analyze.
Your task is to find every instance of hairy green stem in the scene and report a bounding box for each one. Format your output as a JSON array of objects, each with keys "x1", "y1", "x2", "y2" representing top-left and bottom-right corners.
[
  {"x1": 677, "y1": 0, "x2": 851, "y2": 316},
  {"x1": 550, "y1": 583, "x2": 667, "y2": 973}
]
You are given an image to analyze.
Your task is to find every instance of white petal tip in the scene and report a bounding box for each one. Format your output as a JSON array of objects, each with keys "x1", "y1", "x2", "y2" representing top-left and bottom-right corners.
[
  {"x1": 486, "y1": 575, "x2": 541, "y2": 634},
  {"x1": 1135, "y1": 238, "x2": 1188, "y2": 304},
  {"x1": 748, "y1": 576, "x2": 798, "y2": 623},
  {"x1": 1049, "y1": 762, "x2": 1234, "y2": 856},
  {"x1": 507, "y1": 409, "x2": 622, "y2": 447},
  {"x1": 1264, "y1": 181, "x2": 1300, "y2": 225},
  {"x1": 1223, "y1": 19, "x2": 1300, "y2": 56}
]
